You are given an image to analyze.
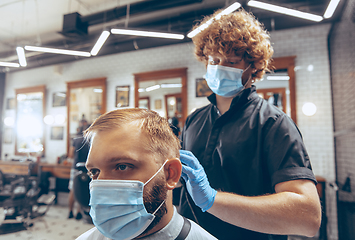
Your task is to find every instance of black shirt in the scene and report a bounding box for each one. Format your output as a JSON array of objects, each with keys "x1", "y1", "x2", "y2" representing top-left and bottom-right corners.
[{"x1": 177, "y1": 86, "x2": 316, "y2": 240}]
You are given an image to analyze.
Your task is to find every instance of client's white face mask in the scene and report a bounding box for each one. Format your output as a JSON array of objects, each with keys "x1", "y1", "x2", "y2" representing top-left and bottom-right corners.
[{"x1": 89, "y1": 160, "x2": 168, "y2": 240}]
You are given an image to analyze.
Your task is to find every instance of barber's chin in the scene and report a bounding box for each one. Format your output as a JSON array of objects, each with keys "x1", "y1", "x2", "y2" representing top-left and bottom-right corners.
[{"x1": 216, "y1": 92, "x2": 240, "y2": 99}]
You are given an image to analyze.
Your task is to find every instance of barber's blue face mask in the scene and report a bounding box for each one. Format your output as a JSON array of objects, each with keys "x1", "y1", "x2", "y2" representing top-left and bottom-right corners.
[
  {"x1": 89, "y1": 160, "x2": 168, "y2": 240},
  {"x1": 204, "y1": 64, "x2": 246, "y2": 97}
]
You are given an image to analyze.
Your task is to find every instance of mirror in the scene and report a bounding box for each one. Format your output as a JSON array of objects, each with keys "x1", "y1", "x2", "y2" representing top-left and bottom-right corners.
[
  {"x1": 134, "y1": 68, "x2": 187, "y2": 131},
  {"x1": 139, "y1": 97, "x2": 150, "y2": 109},
  {"x1": 15, "y1": 85, "x2": 46, "y2": 156},
  {"x1": 255, "y1": 56, "x2": 297, "y2": 124},
  {"x1": 67, "y1": 78, "x2": 106, "y2": 153},
  {"x1": 165, "y1": 93, "x2": 182, "y2": 122}
]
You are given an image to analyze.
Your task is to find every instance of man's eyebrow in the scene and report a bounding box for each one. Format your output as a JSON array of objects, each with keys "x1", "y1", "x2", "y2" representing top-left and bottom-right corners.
[
  {"x1": 86, "y1": 156, "x2": 140, "y2": 169},
  {"x1": 107, "y1": 156, "x2": 140, "y2": 164}
]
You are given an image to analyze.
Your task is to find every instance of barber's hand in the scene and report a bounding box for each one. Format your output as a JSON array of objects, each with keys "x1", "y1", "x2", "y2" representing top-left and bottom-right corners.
[{"x1": 180, "y1": 150, "x2": 217, "y2": 212}]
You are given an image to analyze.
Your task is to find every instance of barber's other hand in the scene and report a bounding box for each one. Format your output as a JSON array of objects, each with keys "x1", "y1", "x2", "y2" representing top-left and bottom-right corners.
[{"x1": 180, "y1": 150, "x2": 217, "y2": 212}]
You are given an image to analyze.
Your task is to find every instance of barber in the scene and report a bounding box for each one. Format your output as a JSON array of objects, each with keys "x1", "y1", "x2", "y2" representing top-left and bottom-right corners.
[{"x1": 177, "y1": 8, "x2": 322, "y2": 240}]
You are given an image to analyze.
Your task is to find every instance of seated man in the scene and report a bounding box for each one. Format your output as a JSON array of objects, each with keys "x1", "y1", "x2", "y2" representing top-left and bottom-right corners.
[
  {"x1": 68, "y1": 120, "x2": 90, "y2": 220},
  {"x1": 76, "y1": 108, "x2": 216, "y2": 240}
]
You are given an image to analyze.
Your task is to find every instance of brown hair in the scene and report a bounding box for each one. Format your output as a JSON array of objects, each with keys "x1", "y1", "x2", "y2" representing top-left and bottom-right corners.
[
  {"x1": 192, "y1": 8, "x2": 274, "y2": 81},
  {"x1": 84, "y1": 108, "x2": 180, "y2": 161}
]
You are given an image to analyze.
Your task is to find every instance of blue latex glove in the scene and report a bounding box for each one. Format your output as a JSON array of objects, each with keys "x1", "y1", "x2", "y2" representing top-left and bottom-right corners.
[{"x1": 180, "y1": 150, "x2": 217, "y2": 212}]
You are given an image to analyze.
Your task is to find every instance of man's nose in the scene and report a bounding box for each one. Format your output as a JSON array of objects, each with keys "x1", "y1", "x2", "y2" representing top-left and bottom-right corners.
[{"x1": 96, "y1": 172, "x2": 116, "y2": 180}]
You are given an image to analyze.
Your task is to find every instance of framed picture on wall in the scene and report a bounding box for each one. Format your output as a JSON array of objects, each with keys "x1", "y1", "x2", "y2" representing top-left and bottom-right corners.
[
  {"x1": 51, "y1": 126, "x2": 64, "y2": 140},
  {"x1": 196, "y1": 78, "x2": 213, "y2": 97},
  {"x1": 52, "y1": 92, "x2": 66, "y2": 107},
  {"x1": 71, "y1": 92, "x2": 77, "y2": 102},
  {"x1": 71, "y1": 114, "x2": 78, "y2": 122},
  {"x1": 155, "y1": 99, "x2": 162, "y2": 109},
  {"x1": 116, "y1": 86, "x2": 130, "y2": 108},
  {"x1": 6, "y1": 98, "x2": 15, "y2": 110},
  {"x1": 4, "y1": 128, "x2": 12, "y2": 144}
]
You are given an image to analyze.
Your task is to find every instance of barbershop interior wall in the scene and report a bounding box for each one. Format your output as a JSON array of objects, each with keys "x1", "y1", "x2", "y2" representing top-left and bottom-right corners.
[
  {"x1": 2, "y1": 23, "x2": 337, "y2": 238},
  {"x1": 329, "y1": 0, "x2": 355, "y2": 239},
  {"x1": 270, "y1": 23, "x2": 337, "y2": 239},
  {"x1": 2, "y1": 42, "x2": 209, "y2": 163}
]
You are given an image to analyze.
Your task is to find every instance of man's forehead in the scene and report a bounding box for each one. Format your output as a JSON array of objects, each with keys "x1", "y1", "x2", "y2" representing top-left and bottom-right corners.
[
  {"x1": 89, "y1": 128, "x2": 159, "y2": 160},
  {"x1": 91, "y1": 121, "x2": 142, "y2": 137}
]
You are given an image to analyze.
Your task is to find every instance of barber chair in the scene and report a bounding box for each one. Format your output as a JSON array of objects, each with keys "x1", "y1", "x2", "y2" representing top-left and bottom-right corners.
[
  {"x1": 73, "y1": 162, "x2": 92, "y2": 224},
  {"x1": 0, "y1": 164, "x2": 55, "y2": 234}
]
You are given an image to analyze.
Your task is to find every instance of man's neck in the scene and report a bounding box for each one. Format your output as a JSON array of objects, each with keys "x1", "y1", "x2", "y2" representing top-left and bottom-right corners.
[
  {"x1": 216, "y1": 95, "x2": 234, "y2": 115},
  {"x1": 215, "y1": 85, "x2": 253, "y2": 115}
]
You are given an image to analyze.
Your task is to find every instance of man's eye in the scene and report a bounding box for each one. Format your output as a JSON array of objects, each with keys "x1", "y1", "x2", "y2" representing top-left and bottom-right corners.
[
  {"x1": 228, "y1": 59, "x2": 241, "y2": 65},
  {"x1": 116, "y1": 164, "x2": 129, "y2": 171},
  {"x1": 88, "y1": 169, "x2": 100, "y2": 179}
]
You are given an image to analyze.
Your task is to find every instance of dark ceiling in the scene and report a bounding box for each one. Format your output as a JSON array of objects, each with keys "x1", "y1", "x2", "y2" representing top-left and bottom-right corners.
[{"x1": 2, "y1": 0, "x2": 347, "y2": 72}]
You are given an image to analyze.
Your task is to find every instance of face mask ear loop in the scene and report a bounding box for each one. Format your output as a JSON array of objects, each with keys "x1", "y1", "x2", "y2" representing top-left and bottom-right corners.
[
  {"x1": 243, "y1": 64, "x2": 253, "y2": 87},
  {"x1": 144, "y1": 159, "x2": 168, "y2": 186},
  {"x1": 152, "y1": 199, "x2": 166, "y2": 216}
]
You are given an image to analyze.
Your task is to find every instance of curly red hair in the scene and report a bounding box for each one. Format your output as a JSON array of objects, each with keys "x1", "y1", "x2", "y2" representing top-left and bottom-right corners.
[{"x1": 192, "y1": 8, "x2": 274, "y2": 81}]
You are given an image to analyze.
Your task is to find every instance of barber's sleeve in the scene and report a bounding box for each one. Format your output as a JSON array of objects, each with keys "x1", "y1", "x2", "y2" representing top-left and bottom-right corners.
[
  {"x1": 263, "y1": 115, "x2": 317, "y2": 189},
  {"x1": 179, "y1": 119, "x2": 188, "y2": 150}
]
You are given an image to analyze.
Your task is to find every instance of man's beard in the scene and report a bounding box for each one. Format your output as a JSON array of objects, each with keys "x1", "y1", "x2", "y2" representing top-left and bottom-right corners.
[{"x1": 141, "y1": 177, "x2": 168, "y2": 235}]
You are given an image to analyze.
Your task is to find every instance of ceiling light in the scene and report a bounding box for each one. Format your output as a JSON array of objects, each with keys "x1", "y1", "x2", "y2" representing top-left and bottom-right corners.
[
  {"x1": 25, "y1": 46, "x2": 91, "y2": 57},
  {"x1": 91, "y1": 30, "x2": 110, "y2": 56},
  {"x1": 111, "y1": 29, "x2": 184, "y2": 40},
  {"x1": 324, "y1": 0, "x2": 340, "y2": 19},
  {"x1": 145, "y1": 85, "x2": 160, "y2": 92},
  {"x1": 93, "y1": 88, "x2": 103, "y2": 93},
  {"x1": 16, "y1": 47, "x2": 27, "y2": 67},
  {"x1": 248, "y1": 1, "x2": 323, "y2": 22},
  {"x1": 161, "y1": 83, "x2": 182, "y2": 88},
  {"x1": 0, "y1": 62, "x2": 20, "y2": 67},
  {"x1": 187, "y1": 2, "x2": 241, "y2": 38},
  {"x1": 266, "y1": 76, "x2": 290, "y2": 81}
]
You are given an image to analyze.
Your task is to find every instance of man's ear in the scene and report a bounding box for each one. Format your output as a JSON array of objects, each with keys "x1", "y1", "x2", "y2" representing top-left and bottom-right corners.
[{"x1": 164, "y1": 158, "x2": 182, "y2": 190}]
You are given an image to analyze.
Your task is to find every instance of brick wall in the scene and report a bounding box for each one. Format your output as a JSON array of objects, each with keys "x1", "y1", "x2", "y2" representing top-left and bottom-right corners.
[
  {"x1": 329, "y1": 0, "x2": 355, "y2": 239},
  {"x1": 330, "y1": 0, "x2": 355, "y2": 202},
  {"x1": 271, "y1": 24, "x2": 337, "y2": 239},
  {"x1": 0, "y1": 73, "x2": 5, "y2": 158}
]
